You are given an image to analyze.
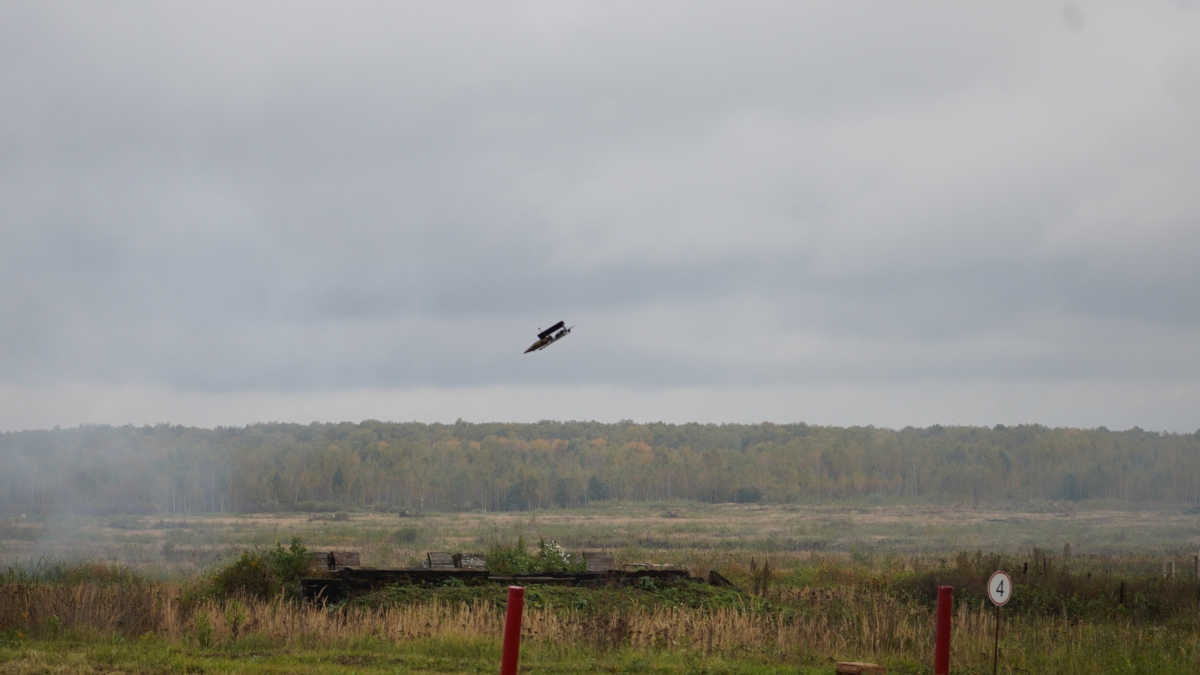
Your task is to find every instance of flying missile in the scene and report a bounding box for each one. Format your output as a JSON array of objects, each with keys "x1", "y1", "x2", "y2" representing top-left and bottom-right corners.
[{"x1": 524, "y1": 320, "x2": 573, "y2": 353}]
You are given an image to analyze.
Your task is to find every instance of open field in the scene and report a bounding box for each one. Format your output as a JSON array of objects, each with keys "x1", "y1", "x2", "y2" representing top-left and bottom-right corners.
[
  {"x1": 3, "y1": 501, "x2": 1200, "y2": 673},
  {"x1": 4, "y1": 501, "x2": 1200, "y2": 577}
]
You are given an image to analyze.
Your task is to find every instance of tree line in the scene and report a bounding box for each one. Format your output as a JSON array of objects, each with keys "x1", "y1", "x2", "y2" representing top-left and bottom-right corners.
[{"x1": 1, "y1": 420, "x2": 1199, "y2": 514}]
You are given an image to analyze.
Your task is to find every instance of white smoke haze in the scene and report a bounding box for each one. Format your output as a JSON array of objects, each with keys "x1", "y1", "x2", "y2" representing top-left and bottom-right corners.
[
  {"x1": 0, "y1": 380, "x2": 1195, "y2": 433},
  {"x1": 1, "y1": 1, "x2": 1199, "y2": 430}
]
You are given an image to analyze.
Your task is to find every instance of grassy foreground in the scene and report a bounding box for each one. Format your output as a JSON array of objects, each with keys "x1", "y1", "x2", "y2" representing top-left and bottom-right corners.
[
  {"x1": 1, "y1": 611, "x2": 1195, "y2": 674},
  {"x1": 0, "y1": 639, "x2": 810, "y2": 675},
  {"x1": 3, "y1": 562, "x2": 1199, "y2": 674}
]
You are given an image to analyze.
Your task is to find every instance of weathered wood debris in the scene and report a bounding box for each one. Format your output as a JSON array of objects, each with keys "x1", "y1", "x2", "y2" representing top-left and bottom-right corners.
[{"x1": 300, "y1": 551, "x2": 702, "y2": 601}]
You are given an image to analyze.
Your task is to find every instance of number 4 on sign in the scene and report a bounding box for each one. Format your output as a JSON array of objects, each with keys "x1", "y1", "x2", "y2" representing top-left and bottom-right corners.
[
  {"x1": 988, "y1": 571, "x2": 1012, "y2": 606},
  {"x1": 986, "y1": 571, "x2": 1012, "y2": 675}
]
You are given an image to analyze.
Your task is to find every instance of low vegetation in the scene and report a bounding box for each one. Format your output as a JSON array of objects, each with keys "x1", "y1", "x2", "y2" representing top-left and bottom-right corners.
[
  {"x1": 1, "y1": 494, "x2": 1197, "y2": 672},
  {"x1": 484, "y1": 536, "x2": 586, "y2": 575},
  {"x1": 204, "y1": 537, "x2": 313, "y2": 600},
  {"x1": 2, "y1": 532, "x2": 1199, "y2": 674}
]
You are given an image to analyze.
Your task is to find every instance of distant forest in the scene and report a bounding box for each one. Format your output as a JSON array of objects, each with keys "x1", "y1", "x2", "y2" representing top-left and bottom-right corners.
[{"x1": 2, "y1": 421, "x2": 1199, "y2": 514}]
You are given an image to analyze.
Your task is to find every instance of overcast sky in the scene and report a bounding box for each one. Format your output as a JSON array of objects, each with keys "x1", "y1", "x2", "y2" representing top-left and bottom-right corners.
[{"x1": 2, "y1": 1, "x2": 1198, "y2": 432}]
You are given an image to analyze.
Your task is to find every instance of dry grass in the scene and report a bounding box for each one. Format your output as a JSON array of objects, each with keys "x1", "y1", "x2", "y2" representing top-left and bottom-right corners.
[
  {"x1": 4, "y1": 502, "x2": 1200, "y2": 673},
  {"x1": 0, "y1": 579, "x2": 936, "y2": 658},
  {"x1": 5, "y1": 579, "x2": 1198, "y2": 674}
]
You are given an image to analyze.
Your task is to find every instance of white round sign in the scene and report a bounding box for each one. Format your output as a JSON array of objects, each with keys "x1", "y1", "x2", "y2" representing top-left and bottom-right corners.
[{"x1": 987, "y1": 570, "x2": 1012, "y2": 606}]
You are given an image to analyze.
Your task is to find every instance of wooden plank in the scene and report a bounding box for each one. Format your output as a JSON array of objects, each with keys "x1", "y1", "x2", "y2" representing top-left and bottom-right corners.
[
  {"x1": 455, "y1": 552, "x2": 487, "y2": 569},
  {"x1": 427, "y1": 552, "x2": 456, "y2": 569},
  {"x1": 331, "y1": 552, "x2": 360, "y2": 569},
  {"x1": 584, "y1": 551, "x2": 614, "y2": 572},
  {"x1": 708, "y1": 570, "x2": 738, "y2": 588},
  {"x1": 342, "y1": 568, "x2": 489, "y2": 585}
]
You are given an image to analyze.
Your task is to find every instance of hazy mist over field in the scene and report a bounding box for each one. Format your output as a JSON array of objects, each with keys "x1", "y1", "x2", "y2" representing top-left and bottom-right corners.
[{"x1": 2, "y1": 2, "x2": 1199, "y2": 431}]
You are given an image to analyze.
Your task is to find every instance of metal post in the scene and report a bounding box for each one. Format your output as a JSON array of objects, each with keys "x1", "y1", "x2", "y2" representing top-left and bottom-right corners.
[
  {"x1": 500, "y1": 586, "x2": 524, "y2": 675},
  {"x1": 993, "y1": 603, "x2": 1001, "y2": 675},
  {"x1": 935, "y1": 586, "x2": 952, "y2": 675}
]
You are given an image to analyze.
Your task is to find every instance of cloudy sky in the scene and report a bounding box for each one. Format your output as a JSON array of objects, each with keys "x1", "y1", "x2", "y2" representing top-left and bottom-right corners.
[{"x1": 2, "y1": 1, "x2": 1198, "y2": 431}]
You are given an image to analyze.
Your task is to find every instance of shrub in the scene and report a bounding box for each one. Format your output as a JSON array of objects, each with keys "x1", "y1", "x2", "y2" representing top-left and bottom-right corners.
[
  {"x1": 194, "y1": 614, "x2": 214, "y2": 647},
  {"x1": 390, "y1": 526, "x2": 420, "y2": 544},
  {"x1": 209, "y1": 537, "x2": 310, "y2": 600},
  {"x1": 269, "y1": 537, "x2": 313, "y2": 584},
  {"x1": 485, "y1": 537, "x2": 585, "y2": 575},
  {"x1": 211, "y1": 551, "x2": 274, "y2": 599},
  {"x1": 486, "y1": 536, "x2": 535, "y2": 574},
  {"x1": 534, "y1": 538, "x2": 584, "y2": 574}
]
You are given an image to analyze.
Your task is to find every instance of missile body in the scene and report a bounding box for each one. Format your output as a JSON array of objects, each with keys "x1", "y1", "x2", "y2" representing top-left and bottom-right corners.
[{"x1": 524, "y1": 324, "x2": 572, "y2": 353}]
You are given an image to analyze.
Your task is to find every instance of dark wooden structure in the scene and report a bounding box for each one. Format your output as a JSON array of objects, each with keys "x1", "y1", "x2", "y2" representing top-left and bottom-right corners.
[
  {"x1": 583, "y1": 551, "x2": 615, "y2": 572},
  {"x1": 307, "y1": 551, "x2": 361, "y2": 571},
  {"x1": 455, "y1": 552, "x2": 486, "y2": 569},
  {"x1": 707, "y1": 570, "x2": 739, "y2": 589},
  {"x1": 300, "y1": 556, "x2": 695, "y2": 602}
]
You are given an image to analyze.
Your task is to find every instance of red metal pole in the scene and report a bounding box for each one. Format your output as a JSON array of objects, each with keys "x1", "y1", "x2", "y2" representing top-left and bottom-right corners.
[
  {"x1": 500, "y1": 586, "x2": 525, "y2": 675},
  {"x1": 935, "y1": 585, "x2": 953, "y2": 675}
]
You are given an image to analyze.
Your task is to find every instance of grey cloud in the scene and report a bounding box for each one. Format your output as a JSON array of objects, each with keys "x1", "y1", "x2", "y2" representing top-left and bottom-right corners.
[
  {"x1": 1, "y1": 1, "x2": 1198, "y2": 412},
  {"x1": 1063, "y1": 5, "x2": 1086, "y2": 32}
]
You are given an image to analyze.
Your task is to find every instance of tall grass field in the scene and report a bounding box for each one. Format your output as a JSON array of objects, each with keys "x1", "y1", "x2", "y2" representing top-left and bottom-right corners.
[{"x1": 2, "y1": 502, "x2": 1199, "y2": 673}]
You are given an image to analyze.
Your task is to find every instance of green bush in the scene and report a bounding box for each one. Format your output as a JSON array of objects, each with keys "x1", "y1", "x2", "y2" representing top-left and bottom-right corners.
[
  {"x1": 485, "y1": 537, "x2": 585, "y2": 574},
  {"x1": 209, "y1": 537, "x2": 310, "y2": 600},
  {"x1": 390, "y1": 526, "x2": 420, "y2": 544},
  {"x1": 194, "y1": 614, "x2": 214, "y2": 647},
  {"x1": 270, "y1": 537, "x2": 314, "y2": 583},
  {"x1": 486, "y1": 536, "x2": 535, "y2": 574},
  {"x1": 534, "y1": 538, "x2": 584, "y2": 574},
  {"x1": 211, "y1": 551, "x2": 274, "y2": 599}
]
